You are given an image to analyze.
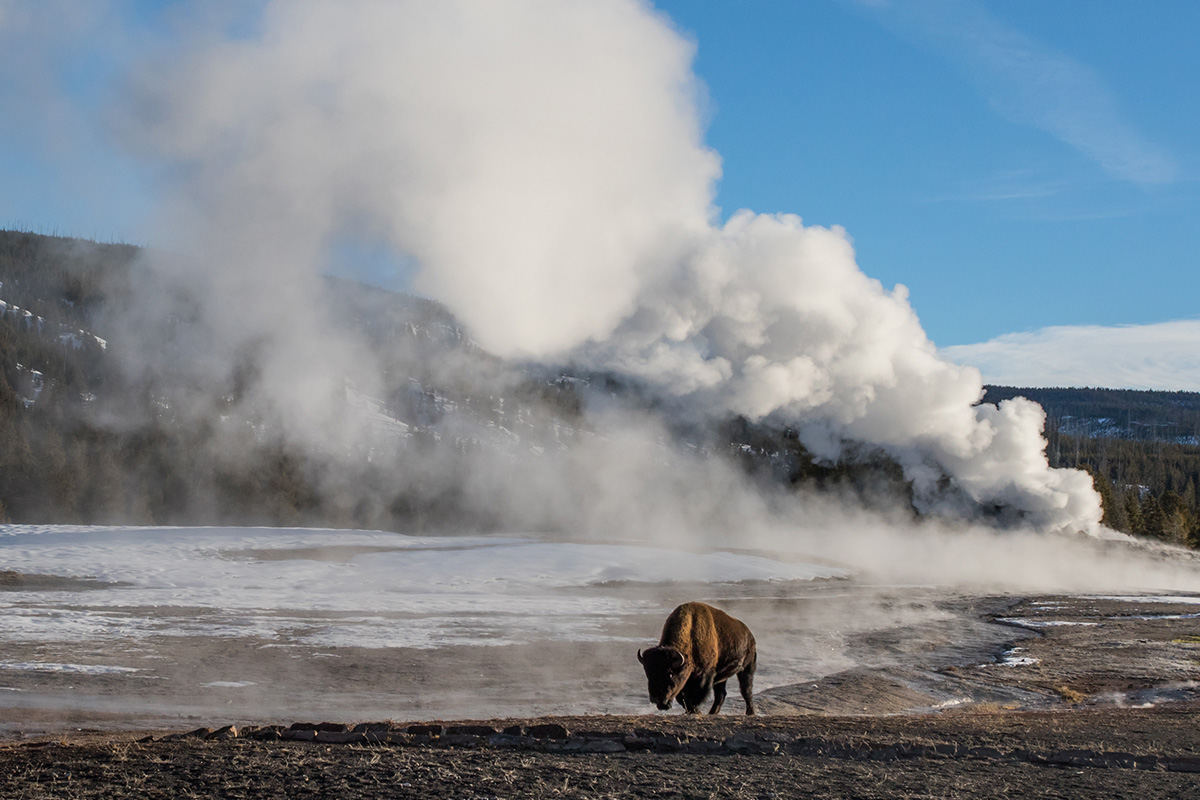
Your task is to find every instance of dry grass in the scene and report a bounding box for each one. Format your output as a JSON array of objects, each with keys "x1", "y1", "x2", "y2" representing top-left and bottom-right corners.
[{"x1": 1055, "y1": 685, "x2": 1089, "y2": 703}]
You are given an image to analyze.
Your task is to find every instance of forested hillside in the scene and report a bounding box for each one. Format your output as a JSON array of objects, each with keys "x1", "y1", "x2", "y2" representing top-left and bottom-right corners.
[
  {"x1": 0, "y1": 229, "x2": 584, "y2": 530},
  {"x1": 983, "y1": 386, "x2": 1200, "y2": 445},
  {"x1": 983, "y1": 387, "x2": 1200, "y2": 546},
  {"x1": 1, "y1": 229, "x2": 1196, "y2": 547}
]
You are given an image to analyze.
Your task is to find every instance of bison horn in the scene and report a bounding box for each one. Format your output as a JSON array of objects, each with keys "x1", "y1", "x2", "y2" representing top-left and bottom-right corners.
[
  {"x1": 637, "y1": 649, "x2": 644, "y2": 663},
  {"x1": 670, "y1": 650, "x2": 684, "y2": 669}
]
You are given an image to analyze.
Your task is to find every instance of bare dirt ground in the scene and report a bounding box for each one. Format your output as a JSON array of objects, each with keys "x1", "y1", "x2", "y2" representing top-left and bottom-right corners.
[
  {"x1": 3, "y1": 708, "x2": 1200, "y2": 799},
  {"x1": 3, "y1": 594, "x2": 1200, "y2": 798}
]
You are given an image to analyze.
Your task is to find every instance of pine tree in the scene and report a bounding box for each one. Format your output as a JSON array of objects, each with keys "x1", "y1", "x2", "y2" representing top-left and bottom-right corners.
[
  {"x1": 1141, "y1": 494, "x2": 1167, "y2": 541},
  {"x1": 1124, "y1": 491, "x2": 1145, "y2": 537}
]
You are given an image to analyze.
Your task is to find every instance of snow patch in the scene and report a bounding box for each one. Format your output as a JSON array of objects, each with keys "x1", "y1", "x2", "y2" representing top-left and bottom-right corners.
[
  {"x1": 0, "y1": 660, "x2": 141, "y2": 675},
  {"x1": 987, "y1": 647, "x2": 1038, "y2": 667},
  {"x1": 997, "y1": 618, "x2": 1099, "y2": 628},
  {"x1": 1087, "y1": 595, "x2": 1200, "y2": 606},
  {"x1": 203, "y1": 680, "x2": 257, "y2": 689}
]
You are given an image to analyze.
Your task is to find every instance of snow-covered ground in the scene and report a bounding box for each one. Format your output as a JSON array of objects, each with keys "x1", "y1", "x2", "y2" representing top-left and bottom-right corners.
[
  {"x1": 0, "y1": 525, "x2": 845, "y2": 652},
  {"x1": 0, "y1": 524, "x2": 889, "y2": 726},
  {"x1": 7, "y1": 524, "x2": 1200, "y2": 730}
]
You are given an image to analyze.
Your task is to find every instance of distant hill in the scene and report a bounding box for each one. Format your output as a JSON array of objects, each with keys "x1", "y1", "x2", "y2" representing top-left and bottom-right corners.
[{"x1": 984, "y1": 385, "x2": 1200, "y2": 445}]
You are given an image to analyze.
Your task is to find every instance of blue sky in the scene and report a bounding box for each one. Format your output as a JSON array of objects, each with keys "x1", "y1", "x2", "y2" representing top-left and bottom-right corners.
[
  {"x1": 657, "y1": 0, "x2": 1199, "y2": 350},
  {"x1": 1, "y1": 0, "x2": 1197, "y2": 387}
]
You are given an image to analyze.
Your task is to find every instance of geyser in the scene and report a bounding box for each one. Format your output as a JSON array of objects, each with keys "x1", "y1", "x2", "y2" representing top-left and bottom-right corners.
[{"x1": 114, "y1": 0, "x2": 1102, "y2": 535}]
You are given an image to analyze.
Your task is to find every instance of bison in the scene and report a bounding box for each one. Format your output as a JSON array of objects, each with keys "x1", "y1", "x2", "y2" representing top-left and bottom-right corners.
[{"x1": 637, "y1": 601, "x2": 757, "y2": 715}]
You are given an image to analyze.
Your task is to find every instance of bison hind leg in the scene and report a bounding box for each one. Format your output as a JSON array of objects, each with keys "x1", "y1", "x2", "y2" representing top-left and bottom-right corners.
[
  {"x1": 738, "y1": 667, "x2": 756, "y2": 716},
  {"x1": 708, "y1": 680, "x2": 728, "y2": 715}
]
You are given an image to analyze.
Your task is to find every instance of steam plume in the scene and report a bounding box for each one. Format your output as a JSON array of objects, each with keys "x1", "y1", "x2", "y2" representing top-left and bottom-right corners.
[{"x1": 116, "y1": 0, "x2": 1100, "y2": 535}]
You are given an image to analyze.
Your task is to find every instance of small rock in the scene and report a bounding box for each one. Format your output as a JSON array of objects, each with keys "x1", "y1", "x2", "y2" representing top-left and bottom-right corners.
[
  {"x1": 206, "y1": 725, "x2": 239, "y2": 741},
  {"x1": 485, "y1": 733, "x2": 526, "y2": 748},
  {"x1": 248, "y1": 727, "x2": 283, "y2": 741},
  {"x1": 438, "y1": 734, "x2": 484, "y2": 748},
  {"x1": 652, "y1": 734, "x2": 685, "y2": 752},
  {"x1": 577, "y1": 730, "x2": 623, "y2": 741},
  {"x1": 448, "y1": 724, "x2": 497, "y2": 737},
  {"x1": 286, "y1": 721, "x2": 350, "y2": 733},
  {"x1": 540, "y1": 737, "x2": 582, "y2": 753},
  {"x1": 725, "y1": 731, "x2": 783, "y2": 755},
  {"x1": 1047, "y1": 749, "x2": 1105, "y2": 767},
  {"x1": 502, "y1": 724, "x2": 524, "y2": 736},
  {"x1": 1103, "y1": 752, "x2": 1138, "y2": 769},
  {"x1": 282, "y1": 729, "x2": 317, "y2": 742},
  {"x1": 527, "y1": 723, "x2": 569, "y2": 740},
  {"x1": 787, "y1": 740, "x2": 823, "y2": 757},
  {"x1": 407, "y1": 724, "x2": 444, "y2": 737},
  {"x1": 623, "y1": 736, "x2": 656, "y2": 752},
  {"x1": 352, "y1": 722, "x2": 394, "y2": 734}
]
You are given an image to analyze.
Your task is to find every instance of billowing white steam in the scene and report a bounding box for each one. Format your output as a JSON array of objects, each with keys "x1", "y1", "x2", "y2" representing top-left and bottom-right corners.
[
  {"x1": 584, "y1": 210, "x2": 1100, "y2": 529},
  {"x1": 123, "y1": 0, "x2": 1100, "y2": 533}
]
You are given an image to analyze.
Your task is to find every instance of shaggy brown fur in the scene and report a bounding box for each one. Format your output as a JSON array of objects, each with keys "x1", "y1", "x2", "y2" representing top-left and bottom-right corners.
[{"x1": 637, "y1": 602, "x2": 757, "y2": 715}]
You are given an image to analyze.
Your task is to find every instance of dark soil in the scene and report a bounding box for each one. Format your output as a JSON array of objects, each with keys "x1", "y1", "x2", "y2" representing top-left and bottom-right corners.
[{"x1": 3, "y1": 708, "x2": 1200, "y2": 799}]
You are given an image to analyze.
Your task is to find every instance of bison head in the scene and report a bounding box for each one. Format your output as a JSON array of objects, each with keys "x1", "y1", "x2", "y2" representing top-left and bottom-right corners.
[{"x1": 637, "y1": 646, "x2": 690, "y2": 710}]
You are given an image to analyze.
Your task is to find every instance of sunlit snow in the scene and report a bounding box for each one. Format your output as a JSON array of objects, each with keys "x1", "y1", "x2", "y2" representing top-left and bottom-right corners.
[{"x1": 0, "y1": 525, "x2": 845, "y2": 652}]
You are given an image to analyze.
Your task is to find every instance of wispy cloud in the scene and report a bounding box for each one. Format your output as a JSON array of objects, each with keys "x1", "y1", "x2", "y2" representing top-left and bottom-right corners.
[
  {"x1": 913, "y1": 169, "x2": 1068, "y2": 204},
  {"x1": 943, "y1": 320, "x2": 1200, "y2": 391},
  {"x1": 861, "y1": 0, "x2": 1177, "y2": 185}
]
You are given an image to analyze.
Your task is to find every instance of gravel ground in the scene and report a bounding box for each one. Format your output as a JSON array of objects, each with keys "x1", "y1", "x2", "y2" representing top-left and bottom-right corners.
[{"x1": 3, "y1": 708, "x2": 1200, "y2": 799}]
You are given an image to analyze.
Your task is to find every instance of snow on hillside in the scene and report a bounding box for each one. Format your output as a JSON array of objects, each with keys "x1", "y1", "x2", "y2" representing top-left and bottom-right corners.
[{"x1": 0, "y1": 297, "x2": 107, "y2": 351}]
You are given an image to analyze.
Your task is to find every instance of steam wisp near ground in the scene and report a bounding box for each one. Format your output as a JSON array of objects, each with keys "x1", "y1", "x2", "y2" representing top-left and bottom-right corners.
[{"x1": 0, "y1": 522, "x2": 1198, "y2": 730}]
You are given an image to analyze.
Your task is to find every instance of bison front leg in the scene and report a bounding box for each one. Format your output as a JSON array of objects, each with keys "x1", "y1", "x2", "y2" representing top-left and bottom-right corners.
[
  {"x1": 680, "y1": 676, "x2": 709, "y2": 714},
  {"x1": 708, "y1": 680, "x2": 728, "y2": 714},
  {"x1": 737, "y1": 666, "x2": 756, "y2": 716}
]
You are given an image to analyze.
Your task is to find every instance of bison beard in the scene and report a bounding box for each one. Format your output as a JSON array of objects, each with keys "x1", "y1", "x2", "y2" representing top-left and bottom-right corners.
[{"x1": 638, "y1": 602, "x2": 757, "y2": 715}]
